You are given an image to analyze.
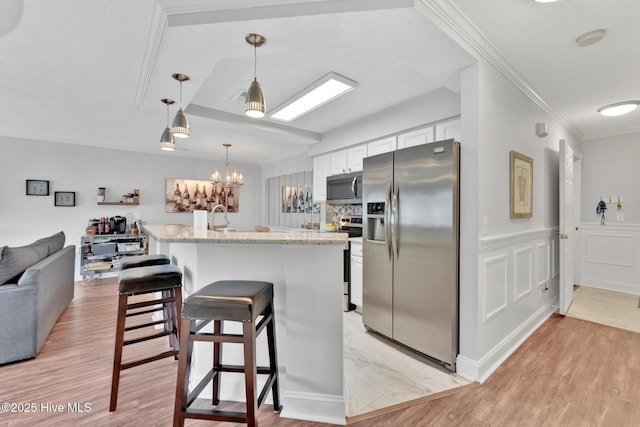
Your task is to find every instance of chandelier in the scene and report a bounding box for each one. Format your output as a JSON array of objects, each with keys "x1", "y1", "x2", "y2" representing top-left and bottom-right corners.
[{"x1": 211, "y1": 144, "x2": 244, "y2": 186}]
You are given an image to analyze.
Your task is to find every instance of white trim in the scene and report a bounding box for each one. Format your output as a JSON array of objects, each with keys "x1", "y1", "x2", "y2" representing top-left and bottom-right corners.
[
  {"x1": 458, "y1": 305, "x2": 555, "y2": 383},
  {"x1": 414, "y1": 0, "x2": 582, "y2": 140},
  {"x1": 133, "y1": 2, "x2": 168, "y2": 107},
  {"x1": 279, "y1": 391, "x2": 346, "y2": 425},
  {"x1": 479, "y1": 227, "x2": 558, "y2": 252}
]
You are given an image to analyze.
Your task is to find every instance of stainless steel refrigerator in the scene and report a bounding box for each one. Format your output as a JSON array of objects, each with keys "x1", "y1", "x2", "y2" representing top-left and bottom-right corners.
[{"x1": 363, "y1": 139, "x2": 459, "y2": 370}]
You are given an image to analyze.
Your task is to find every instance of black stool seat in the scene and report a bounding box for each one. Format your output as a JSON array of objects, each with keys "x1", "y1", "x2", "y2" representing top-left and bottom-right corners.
[
  {"x1": 120, "y1": 253, "x2": 170, "y2": 270},
  {"x1": 174, "y1": 280, "x2": 281, "y2": 427},
  {"x1": 118, "y1": 264, "x2": 182, "y2": 295},
  {"x1": 182, "y1": 280, "x2": 273, "y2": 322}
]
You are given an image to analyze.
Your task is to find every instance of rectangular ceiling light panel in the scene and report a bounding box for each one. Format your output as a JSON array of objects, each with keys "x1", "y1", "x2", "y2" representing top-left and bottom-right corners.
[{"x1": 269, "y1": 72, "x2": 358, "y2": 122}]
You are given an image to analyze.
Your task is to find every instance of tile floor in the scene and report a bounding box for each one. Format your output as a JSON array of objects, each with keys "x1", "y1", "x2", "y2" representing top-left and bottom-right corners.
[
  {"x1": 566, "y1": 285, "x2": 640, "y2": 333},
  {"x1": 343, "y1": 310, "x2": 470, "y2": 416}
]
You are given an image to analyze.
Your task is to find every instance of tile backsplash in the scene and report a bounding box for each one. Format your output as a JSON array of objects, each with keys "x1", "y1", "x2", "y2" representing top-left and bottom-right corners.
[{"x1": 326, "y1": 203, "x2": 363, "y2": 225}]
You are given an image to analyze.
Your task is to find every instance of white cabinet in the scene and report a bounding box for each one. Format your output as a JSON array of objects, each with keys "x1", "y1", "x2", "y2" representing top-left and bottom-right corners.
[
  {"x1": 329, "y1": 150, "x2": 347, "y2": 175},
  {"x1": 329, "y1": 145, "x2": 367, "y2": 175},
  {"x1": 367, "y1": 136, "x2": 397, "y2": 156},
  {"x1": 312, "y1": 154, "x2": 330, "y2": 202},
  {"x1": 347, "y1": 145, "x2": 367, "y2": 172},
  {"x1": 435, "y1": 118, "x2": 461, "y2": 141},
  {"x1": 397, "y1": 126, "x2": 435, "y2": 149},
  {"x1": 350, "y1": 239, "x2": 363, "y2": 310}
]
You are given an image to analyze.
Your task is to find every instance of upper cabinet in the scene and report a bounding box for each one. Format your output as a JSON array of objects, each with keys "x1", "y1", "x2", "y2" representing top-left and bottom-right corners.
[
  {"x1": 397, "y1": 126, "x2": 435, "y2": 150},
  {"x1": 435, "y1": 118, "x2": 461, "y2": 142},
  {"x1": 312, "y1": 154, "x2": 330, "y2": 202},
  {"x1": 367, "y1": 136, "x2": 397, "y2": 157},
  {"x1": 329, "y1": 145, "x2": 367, "y2": 175}
]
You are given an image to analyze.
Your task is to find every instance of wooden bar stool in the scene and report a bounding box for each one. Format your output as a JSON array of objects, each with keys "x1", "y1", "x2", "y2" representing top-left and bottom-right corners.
[
  {"x1": 110, "y1": 263, "x2": 182, "y2": 412},
  {"x1": 173, "y1": 280, "x2": 281, "y2": 427},
  {"x1": 120, "y1": 254, "x2": 177, "y2": 354}
]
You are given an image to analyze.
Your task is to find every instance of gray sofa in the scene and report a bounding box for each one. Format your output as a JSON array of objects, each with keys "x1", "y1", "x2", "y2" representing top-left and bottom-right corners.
[{"x1": 0, "y1": 232, "x2": 75, "y2": 364}]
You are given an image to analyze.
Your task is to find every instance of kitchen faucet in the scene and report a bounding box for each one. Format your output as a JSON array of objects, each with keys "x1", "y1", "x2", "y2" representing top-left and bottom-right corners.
[{"x1": 209, "y1": 204, "x2": 231, "y2": 230}]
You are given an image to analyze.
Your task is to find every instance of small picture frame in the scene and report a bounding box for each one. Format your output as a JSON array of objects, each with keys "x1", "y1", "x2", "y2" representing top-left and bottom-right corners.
[
  {"x1": 54, "y1": 191, "x2": 76, "y2": 207},
  {"x1": 510, "y1": 151, "x2": 533, "y2": 218},
  {"x1": 26, "y1": 179, "x2": 50, "y2": 196}
]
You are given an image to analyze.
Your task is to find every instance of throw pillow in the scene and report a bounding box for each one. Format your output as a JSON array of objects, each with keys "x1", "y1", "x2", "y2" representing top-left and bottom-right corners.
[
  {"x1": 0, "y1": 242, "x2": 48, "y2": 284},
  {"x1": 34, "y1": 231, "x2": 66, "y2": 255}
]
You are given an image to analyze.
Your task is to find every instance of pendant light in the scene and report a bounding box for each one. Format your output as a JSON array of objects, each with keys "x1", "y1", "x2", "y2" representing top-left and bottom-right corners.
[
  {"x1": 245, "y1": 33, "x2": 266, "y2": 118},
  {"x1": 159, "y1": 98, "x2": 176, "y2": 151},
  {"x1": 211, "y1": 144, "x2": 244, "y2": 186},
  {"x1": 171, "y1": 73, "x2": 190, "y2": 138}
]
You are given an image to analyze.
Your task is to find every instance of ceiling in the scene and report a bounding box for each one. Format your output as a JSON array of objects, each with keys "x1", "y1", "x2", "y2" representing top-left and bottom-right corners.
[{"x1": 0, "y1": 0, "x2": 638, "y2": 166}]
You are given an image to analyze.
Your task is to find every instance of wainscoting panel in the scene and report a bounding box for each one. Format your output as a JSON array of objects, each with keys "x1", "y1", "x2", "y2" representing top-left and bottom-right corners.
[
  {"x1": 461, "y1": 228, "x2": 558, "y2": 382},
  {"x1": 580, "y1": 223, "x2": 640, "y2": 294},
  {"x1": 482, "y1": 254, "x2": 508, "y2": 321},
  {"x1": 514, "y1": 247, "x2": 533, "y2": 301},
  {"x1": 536, "y1": 242, "x2": 550, "y2": 287}
]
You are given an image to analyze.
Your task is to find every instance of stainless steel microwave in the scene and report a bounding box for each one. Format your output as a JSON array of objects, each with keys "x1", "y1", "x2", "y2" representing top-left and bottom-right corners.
[{"x1": 326, "y1": 172, "x2": 362, "y2": 204}]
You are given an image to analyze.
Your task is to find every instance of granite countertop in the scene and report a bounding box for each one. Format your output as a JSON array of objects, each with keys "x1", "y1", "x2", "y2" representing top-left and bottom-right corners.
[{"x1": 143, "y1": 224, "x2": 348, "y2": 246}]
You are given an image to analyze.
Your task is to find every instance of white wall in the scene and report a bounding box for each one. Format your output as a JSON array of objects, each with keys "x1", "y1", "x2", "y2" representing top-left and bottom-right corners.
[
  {"x1": 0, "y1": 136, "x2": 261, "y2": 278},
  {"x1": 456, "y1": 58, "x2": 580, "y2": 382},
  {"x1": 581, "y1": 133, "x2": 640, "y2": 224},
  {"x1": 578, "y1": 132, "x2": 640, "y2": 294}
]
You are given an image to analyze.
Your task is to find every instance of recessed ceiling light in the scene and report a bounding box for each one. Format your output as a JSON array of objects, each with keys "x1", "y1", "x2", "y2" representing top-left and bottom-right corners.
[
  {"x1": 534, "y1": 0, "x2": 558, "y2": 3},
  {"x1": 576, "y1": 29, "x2": 606, "y2": 47},
  {"x1": 269, "y1": 72, "x2": 358, "y2": 122},
  {"x1": 597, "y1": 101, "x2": 640, "y2": 117}
]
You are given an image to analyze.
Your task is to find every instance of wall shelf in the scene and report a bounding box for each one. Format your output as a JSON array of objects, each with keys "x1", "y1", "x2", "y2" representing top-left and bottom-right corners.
[{"x1": 97, "y1": 200, "x2": 139, "y2": 206}]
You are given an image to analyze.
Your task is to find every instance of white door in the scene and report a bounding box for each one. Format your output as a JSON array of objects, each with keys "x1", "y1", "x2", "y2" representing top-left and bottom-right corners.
[{"x1": 559, "y1": 139, "x2": 575, "y2": 314}]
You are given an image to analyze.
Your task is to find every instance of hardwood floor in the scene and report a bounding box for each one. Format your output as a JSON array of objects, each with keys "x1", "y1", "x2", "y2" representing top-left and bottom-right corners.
[{"x1": 2, "y1": 278, "x2": 640, "y2": 426}]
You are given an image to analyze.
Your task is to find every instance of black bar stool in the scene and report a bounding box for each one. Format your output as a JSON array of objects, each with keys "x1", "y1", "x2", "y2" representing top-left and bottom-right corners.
[
  {"x1": 110, "y1": 263, "x2": 182, "y2": 412},
  {"x1": 173, "y1": 280, "x2": 281, "y2": 427},
  {"x1": 120, "y1": 253, "x2": 177, "y2": 364}
]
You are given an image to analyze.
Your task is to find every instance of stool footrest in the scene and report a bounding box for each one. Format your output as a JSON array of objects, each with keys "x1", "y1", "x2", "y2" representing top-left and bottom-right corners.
[
  {"x1": 191, "y1": 333, "x2": 244, "y2": 344},
  {"x1": 217, "y1": 364, "x2": 272, "y2": 375},
  {"x1": 124, "y1": 318, "x2": 169, "y2": 332},
  {"x1": 184, "y1": 407, "x2": 247, "y2": 423},
  {"x1": 126, "y1": 306, "x2": 164, "y2": 318},
  {"x1": 123, "y1": 330, "x2": 172, "y2": 346},
  {"x1": 121, "y1": 349, "x2": 179, "y2": 370},
  {"x1": 126, "y1": 296, "x2": 176, "y2": 310}
]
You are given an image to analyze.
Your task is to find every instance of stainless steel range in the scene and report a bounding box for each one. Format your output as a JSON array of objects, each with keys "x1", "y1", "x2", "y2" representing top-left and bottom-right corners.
[{"x1": 338, "y1": 215, "x2": 362, "y2": 312}]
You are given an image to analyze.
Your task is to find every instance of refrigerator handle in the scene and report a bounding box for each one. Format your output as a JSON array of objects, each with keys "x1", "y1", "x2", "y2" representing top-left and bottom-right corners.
[
  {"x1": 392, "y1": 183, "x2": 400, "y2": 260},
  {"x1": 385, "y1": 182, "x2": 393, "y2": 261}
]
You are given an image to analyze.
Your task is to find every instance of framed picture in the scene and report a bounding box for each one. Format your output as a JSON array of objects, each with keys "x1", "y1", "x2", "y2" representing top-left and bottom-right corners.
[
  {"x1": 510, "y1": 151, "x2": 533, "y2": 218},
  {"x1": 165, "y1": 178, "x2": 240, "y2": 213},
  {"x1": 54, "y1": 191, "x2": 76, "y2": 207},
  {"x1": 26, "y1": 179, "x2": 50, "y2": 196}
]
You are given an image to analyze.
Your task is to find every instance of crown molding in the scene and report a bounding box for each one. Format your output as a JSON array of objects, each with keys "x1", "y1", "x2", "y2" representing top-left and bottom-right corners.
[
  {"x1": 133, "y1": 1, "x2": 168, "y2": 107},
  {"x1": 415, "y1": 0, "x2": 583, "y2": 140}
]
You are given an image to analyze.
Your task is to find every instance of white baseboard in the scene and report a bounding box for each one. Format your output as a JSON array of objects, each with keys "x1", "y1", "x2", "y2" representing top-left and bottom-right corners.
[
  {"x1": 457, "y1": 303, "x2": 555, "y2": 383},
  {"x1": 279, "y1": 391, "x2": 346, "y2": 425}
]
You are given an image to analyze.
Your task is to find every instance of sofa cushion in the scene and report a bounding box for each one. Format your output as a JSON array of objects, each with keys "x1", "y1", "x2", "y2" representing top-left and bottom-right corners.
[
  {"x1": 0, "y1": 242, "x2": 48, "y2": 285},
  {"x1": 34, "y1": 231, "x2": 65, "y2": 256}
]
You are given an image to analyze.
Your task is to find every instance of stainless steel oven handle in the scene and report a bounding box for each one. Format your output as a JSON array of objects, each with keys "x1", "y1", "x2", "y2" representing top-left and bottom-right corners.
[
  {"x1": 392, "y1": 183, "x2": 399, "y2": 260},
  {"x1": 385, "y1": 182, "x2": 392, "y2": 261}
]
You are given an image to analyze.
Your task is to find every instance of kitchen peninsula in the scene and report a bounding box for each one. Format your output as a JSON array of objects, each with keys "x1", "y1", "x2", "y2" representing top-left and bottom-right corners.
[{"x1": 143, "y1": 224, "x2": 348, "y2": 424}]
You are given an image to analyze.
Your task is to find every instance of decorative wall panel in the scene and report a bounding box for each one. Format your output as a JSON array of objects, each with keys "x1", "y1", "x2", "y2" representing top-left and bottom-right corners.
[
  {"x1": 514, "y1": 247, "x2": 532, "y2": 301},
  {"x1": 482, "y1": 254, "x2": 508, "y2": 321}
]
